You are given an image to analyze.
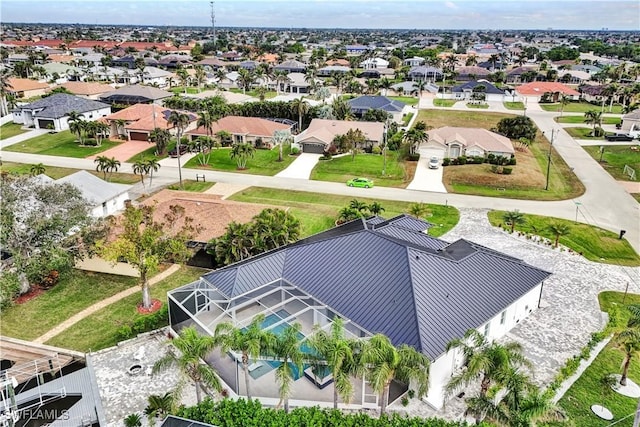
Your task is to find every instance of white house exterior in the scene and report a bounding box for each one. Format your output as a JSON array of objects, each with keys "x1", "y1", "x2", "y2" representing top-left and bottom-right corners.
[
  {"x1": 56, "y1": 170, "x2": 131, "y2": 218},
  {"x1": 424, "y1": 127, "x2": 515, "y2": 158},
  {"x1": 360, "y1": 57, "x2": 389, "y2": 70},
  {"x1": 12, "y1": 94, "x2": 111, "y2": 132},
  {"x1": 621, "y1": 109, "x2": 640, "y2": 137}
]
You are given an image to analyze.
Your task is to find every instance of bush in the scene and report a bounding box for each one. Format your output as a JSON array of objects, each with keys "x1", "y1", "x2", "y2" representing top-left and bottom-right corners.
[
  {"x1": 508, "y1": 155, "x2": 517, "y2": 165},
  {"x1": 593, "y1": 126, "x2": 605, "y2": 137},
  {"x1": 327, "y1": 144, "x2": 338, "y2": 155},
  {"x1": 371, "y1": 145, "x2": 382, "y2": 155},
  {"x1": 502, "y1": 167, "x2": 513, "y2": 175},
  {"x1": 401, "y1": 396, "x2": 409, "y2": 406},
  {"x1": 40, "y1": 270, "x2": 60, "y2": 289},
  {"x1": 451, "y1": 157, "x2": 459, "y2": 165},
  {"x1": 408, "y1": 389, "x2": 415, "y2": 399},
  {"x1": 442, "y1": 157, "x2": 451, "y2": 166},
  {"x1": 457, "y1": 156, "x2": 467, "y2": 165},
  {"x1": 0, "y1": 272, "x2": 21, "y2": 311},
  {"x1": 290, "y1": 147, "x2": 300, "y2": 155},
  {"x1": 319, "y1": 154, "x2": 332, "y2": 160},
  {"x1": 407, "y1": 153, "x2": 420, "y2": 161},
  {"x1": 117, "y1": 305, "x2": 169, "y2": 341}
]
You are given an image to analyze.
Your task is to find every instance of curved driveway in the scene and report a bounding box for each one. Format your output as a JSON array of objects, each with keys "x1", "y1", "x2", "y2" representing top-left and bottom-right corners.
[{"x1": 2, "y1": 104, "x2": 638, "y2": 253}]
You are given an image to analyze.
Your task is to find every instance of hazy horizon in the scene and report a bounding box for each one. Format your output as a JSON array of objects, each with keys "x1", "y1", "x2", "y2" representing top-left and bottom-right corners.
[{"x1": 1, "y1": 1, "x2": 638, "y2": 31}]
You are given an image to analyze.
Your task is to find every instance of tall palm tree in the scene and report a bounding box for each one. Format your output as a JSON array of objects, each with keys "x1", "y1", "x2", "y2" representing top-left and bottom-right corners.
[
  {"x1": 614, "y1": 306, "x2": 640, "y2": 386},
  {"x1": 145, "y1": 158, "x2": 161, "y2": 187},
  {"x1": 194, "y1": 65, "x2": 207, "y2": 92},
  {"x1": 149, "y1": 127, "x2": 171, "y2": 156},
  {"x1": 583, "y1": 110, "x2": 603, "y2": 135},
  {"x1": 132, "y1": 159, "x2": 148, "y2": 187},
  {"x1": 558, "y1": 94, "x2": 571, "y2": 117},
  {"x1": 94, "y1": 155, "x2": 110, "y2": 180},
  {"x1": 67, "y1": 110, "x2": 85, "y2": 144},
  {"x1": 361, "y1": 334, "x2": 430, "y2": 414},
  {"x1": 176, "y1": 68, "x2": 190, "y2": 94},
  {"x1": 29, "y1": 163, "x2": 46, "y2": 177},
  {"x1": 0, "y1": 68, "x2": 14, "y2": 117},
  {"x1": 503, "y1": 210, "x2": 526, "y2": 233},
  {"x1": 270, "y1": 323, "x2": 304, "y2": 413},
  {"x1": 308, "y1": 318, "x2": 362, "y2": 408},
  {"x1": 547, "y1": 222, "x2": 570, "y2": 248},
  {"x1": 215, "y1": 314, "x2": 276, "y2": 400},
  {"x1": 290, "y1": 97, "x2": 310, "y2": 132},
  {"x1": 168, "y1": 110, "x2": 191, "y2": 189},
  {"x1": 273, "y1": 129, "x2": 292, "y2": 162},
  {"x1": 230, "y1": 143, "x2": 255, "y2": 170},
  {"x1": 378, "y1": 78, "x2": 392, "y2": 97},
  {"x1": 153, "y1": 326, "x2": 223, "y2": 403}
]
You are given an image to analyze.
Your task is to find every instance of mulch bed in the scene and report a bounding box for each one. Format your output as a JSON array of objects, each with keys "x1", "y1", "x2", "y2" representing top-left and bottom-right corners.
[
  {"x1": 14, "y1": 286, "x2": 44, "y2": 304},
  {"x1": 137, "y1": 298, "x2": 163, "y2": 315}
]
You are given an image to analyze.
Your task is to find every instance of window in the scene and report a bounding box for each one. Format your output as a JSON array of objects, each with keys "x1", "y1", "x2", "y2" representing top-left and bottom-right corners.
[
  {"x1": 500, "y1": 311, "x2": 506, "y2": 325},
  {"x1": 483, "y1": 323, "x2": 490, "y2": 337}
]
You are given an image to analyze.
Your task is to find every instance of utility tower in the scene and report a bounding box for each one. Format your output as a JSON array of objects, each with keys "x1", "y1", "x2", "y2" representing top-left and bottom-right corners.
[{"x1": 210, "y1": 1, "x2": 216, "y2": 55}]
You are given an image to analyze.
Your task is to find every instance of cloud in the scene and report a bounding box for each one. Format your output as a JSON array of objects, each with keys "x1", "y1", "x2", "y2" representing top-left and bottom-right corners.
[{"x1": 444, "y1": 1, "x2": 459, "y2": 9}]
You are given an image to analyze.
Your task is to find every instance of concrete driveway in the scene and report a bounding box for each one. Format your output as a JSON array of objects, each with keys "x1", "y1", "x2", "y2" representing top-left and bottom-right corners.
[
  {"x1": 407, "y1": 147, "x2": 447, "y2": 192},
  {"x1": 275, "y1": 153, "x2": 321, "y2": 179}
]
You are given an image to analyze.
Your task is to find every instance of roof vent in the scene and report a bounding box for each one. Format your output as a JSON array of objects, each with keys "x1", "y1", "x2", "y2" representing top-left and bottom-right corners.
[{"x1": 415, "y1": 255, "x2": 420, "y2": 260}]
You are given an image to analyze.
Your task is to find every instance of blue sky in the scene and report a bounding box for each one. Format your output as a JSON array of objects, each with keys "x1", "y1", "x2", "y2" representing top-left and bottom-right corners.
[{"x1": 1, "y1": 1, "x2": 638, "y2": 30}]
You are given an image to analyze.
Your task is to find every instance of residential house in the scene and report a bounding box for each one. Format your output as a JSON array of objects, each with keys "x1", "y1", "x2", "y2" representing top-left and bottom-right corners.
[
  {"x1": 6, "y1": 77, "x2": 50, "y2": 98},
  {"x1": 41, "y1": 62, "x2": 83, "y2": 83},
  {"x1": 274, "y1": 59, "x2": 307, "y2": 73},
  {"x1": 294, "y1": 118, "x2": 384, "y2": 153},
  {"x1": 579, "y1": 84, "x2": 606, "y2": 103},
  {"x1": 506, "y1": 66, "x2": 540, "y2": 84},
  {"x1": 359, "y1": 57, "x2": 389, "y2": 70},
  {"x1": 391, "y1": 81, "x2": 439, "y2": 95},
  {"x1": 516, "y1": 81, "x2": 580, "y2": 102},
  {"x1": 138, "y1": 66, "x2": 173, "y2": 87},
  {"x1": 102, "y1": 103, "x2": 196, "y2": 141},
  {"x1": 238, "y1": 60, "x2": 258, "y2": 70},
  {"x1": 198, "y1": 57, "x2": 228, "y2": 70},
  {"x1": 99, "y1": 85, "x2": 173, "y2": 106},
  {"x1": 158, "y1": 54, "x2": 192, "y2": 69},
  {"x1": 347, "y1": 95, "x2": 408, "y2": 123},
  {"x1": 111, "y1": 55, "x2": 138, "y2": 69},
  {"x1": 187, "y1": 115, "x2": 293, "y2": 147},
  {"x1": 325, "y1": 58, "x2": 350, "y2": 67},
  {"x1": 317, "y1": 65, "x2": 352, "y2": 77},
  {"x1": 454, "y1": 66, "x2": 491, "y2": 82},
  {"x1": 167, "y1": 215, "x2": 551, "y2": 410},
  {"x1": 423, "y1": 126, "x2": 515, "y2": 158},
  {"x1": 276, "y1": 72, "x2": 312, "y2": 94},
  {"x1": 403, "y1": 56, "x2": 425, "y2": 67},
  {"x1": 408, "y1": 66, "x2": 443, "y2": 81},
  {"x1": 12, "y1": 93, "x2": 111, "y2": 131},
  {"x1": 60, "y1": 81, "x2": 114, "y2": 100},
  {"x1": 557, "y1": 69, "x2": 591, "y2": 85},
  {"x1": 452, "y1": 80, "x2": 508, "y2": 102},
  {"x1": 621, "y1": 109, "x2": 640, "y2": 137},
  {"x1": 57, "y1": 170, "x2": 131, "y2": 218},
  {"x1": 345, "y1": 45, "x2": 368, "y2": 55},
  {"x1": 469, "y1": 43, "x2": 501, "y2": 55}
]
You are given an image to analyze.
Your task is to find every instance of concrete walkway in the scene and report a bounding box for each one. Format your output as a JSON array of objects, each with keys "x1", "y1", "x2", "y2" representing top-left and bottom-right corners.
[
  {"x1": 275, "y1": 153, "x2": 322, "y2": 179},
  {"x1": 33, "y1": 264, "x2": 181, "y2": 344},
  {"x1": 0, "y1": 128, "x2": 49, "y2": 149}
]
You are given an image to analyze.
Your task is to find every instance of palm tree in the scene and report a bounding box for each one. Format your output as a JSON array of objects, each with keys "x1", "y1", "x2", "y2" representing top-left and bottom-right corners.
[
  {"x1": 152, "y1": 326, "x2": 223, "y2": 403},
  {"x1": 214, "y1": 314, "x2": 276, "y2": 400},
  {"x1": 378, "y1": 78, "x2": 392, "y2": 96},
  {"x1": 558, "y1": 95, "x2": 571, "y2": 117},
  {"x1": 144, "y1": 392, "x2": 175, "y2": 422},
  {"x1": 361, "y1": 334, "x2": 430, "y2": 414},
  {"x1": 368, "y1": 202, "x2": 385, "y2": 216},
  {"x1": 272, "y1": 130, "x2": 291, "y2": 162},
  {"x1": 114, "y1": 118, "x2": 127, "y2": 139},
  {"x1": 176, "y1": 68, "x2": 190, "y2": 94},
  {"x1": 123, "y1": 413, "x2": 142, "y2": 427},
  {"x1": 230, "y1": 143, "x2": 255, "y2": 170},
  {"x1": 27, "y1": 162, "x2": 46, "y2": 177},
  {"x1": 149, "y1": 127, "x2": 171, "y2": 156},
  {"x1": 194, "y1": 65, "x2": 207, "y2": 92},
  {"x1": 613, "y1": 320, "x2": 640, "y2": 386},
  {"x1": 445, "y1": 329, "x2": 532, "y2": 400},
  {"x1": 489, "y1": 54, "x2": 500, "y2": 71},
  {"x1": 0, "y1": 68, "x2": 14, "y2": 117},
  {"x1": 270, "y1": 323, "x2": 304, "y2": 413},
  {"x1": 145, "y1": 158, "x2": 161, "y2": 187},
  {"x1": 547, "y1": 222, "x2": 570, "y2": 248},
  {"x1": 308, "y1": 318, "x2": 362, "y2": 408},
  {"x1": 94, "y1": 155, "x2": 110, "y2": 179},
  {"x1": 503, "y1": 210, "x2": 526, "y2": 233},
  {"x1": 168, "y1": 110, "x2": 191, "y2": 189},
  {"x1": 132, "y1": 159, "x2": 148, "y2": 187},
  {"x1": 583, "y1": 110, "x2": 603, "y2": 135},
  {"x1": 409, "y1": 202, "x2": 429, "y2": 219},
  {"x1": 290, "y1": 97, "x2": 310, "y2": 132},
  {"x1": 67, "y1": 110, "x2": 85, "y2": 143}
]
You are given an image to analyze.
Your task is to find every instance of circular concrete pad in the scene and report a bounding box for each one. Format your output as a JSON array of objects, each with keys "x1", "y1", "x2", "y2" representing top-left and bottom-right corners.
[
  {"x1": 591, "y1": 405, "x2": 613, "y2": 420},
  {"x1": 611, "y1": 375, "x2": 640, "y2": 398}
]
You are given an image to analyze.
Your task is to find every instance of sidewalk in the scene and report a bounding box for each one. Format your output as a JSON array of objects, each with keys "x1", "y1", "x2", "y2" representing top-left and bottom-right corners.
[
  {"x1": 0, "y1": 128, "x2": 49, "y2": 149},
  {"x1": 33, "y1": 264, "x2": 181, "y2": 344}
]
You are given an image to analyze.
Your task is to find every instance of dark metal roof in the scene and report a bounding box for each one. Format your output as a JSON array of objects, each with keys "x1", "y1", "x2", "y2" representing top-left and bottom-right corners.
[
  {"x1": 348, "y1": 96, "x2": 406, "y2": 113},
  {"x1": 100, "y1": 85, "x2": 173, "y2": 103},
  {"x1": 19, "y1": 94, "x2": 109, "y2": 118},
  {"x1": 192, "y1": 216, "x2": 551, "y2": 360}
]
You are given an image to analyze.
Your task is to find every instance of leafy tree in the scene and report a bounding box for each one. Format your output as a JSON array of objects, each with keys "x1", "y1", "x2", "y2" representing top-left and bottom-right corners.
[
  {"x1": 503, "y1": 210, "x2": 526, "y2": 233},
  {"x1": 153, "y1": 326, "x2": 223, "y2": 403},
  {"x1": 368, "y1": 202, "x2": 385, "y2": 216},
  {"x1": 495, "y1": 116, "x2": 538, "y2": 141},
  {"x1": 361, "y1": 334, "x2": 430, "y2": 414},
  {"x1": 215, "y1": 314, "x2": 276, "y2": 400},
  {"x1": 273, "y1": 129, "x2": 292, "y2": 162},
  {"x1": 29, "y1": 163, "x2": 46, "y2": 176},
  {"x1": 362, "y1": 109, "x2": 391, "y2": 123},
  {"x1": 98, "y1": 204, "x2": 197, "y2": 308},
  {"x1": 270, "y1": 323, "x2": 304, "y2": 412},
  {"x1": 331, "y1": 96, "x2": 354, "y2": 120},
  {"x1": 149, "y1": 127, "x2": 171, "y2": 156},
  {"x1": 230, "y1": 143, "x2": 255, "y2": 170},
  {"x1": 547, "y1": 222, "x2": 570, "y2": 248}
]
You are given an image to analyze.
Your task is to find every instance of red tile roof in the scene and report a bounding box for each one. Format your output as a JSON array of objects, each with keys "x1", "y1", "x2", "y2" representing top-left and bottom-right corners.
[
  {"x1": 188, "y1": 116, "x2": 291, "y2": 138},
  {"x1": 7, "y1": 78, "x2": 50, "y2": 93},
  {"x1": 104, "y1": 104, "x2": 173, "y2": 132},
  {"x1": 516, "y1": 82, "x2": 579, "y2": 96}
]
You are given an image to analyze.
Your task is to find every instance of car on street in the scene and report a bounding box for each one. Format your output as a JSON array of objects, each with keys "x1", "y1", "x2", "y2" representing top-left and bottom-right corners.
[
  {"x1": 347, "y1": 177, "x2": 374, "y2": 188},
  {"x1": 428, "y1": 156, "x2": 439, "y2": 169},
  {"x1": 168, "y1": 145, "x2": 190, "y2": 157},
  {"x1": 605, "y1": 133, "x2": 634, "y2": 142}
]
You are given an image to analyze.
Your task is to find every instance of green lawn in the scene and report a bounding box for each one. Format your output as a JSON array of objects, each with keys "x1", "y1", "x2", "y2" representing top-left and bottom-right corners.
[
  {"x1": 503, "y1": 102, "x2": 525, "y2": 110},
  {"x1": 583, "y1": 145, "x2": 640, "y2": 181},
  {"x1": 311, "y1": 153, "x2": 408, "y2": 188},
  {"x1": 229, "y1": 88, "x2": 277, "y2": 99},
  {"x1": 402, "y1": 112, "x2": 414, "y2": 126},
  {"x1": 2, "y1": 130, "x2": 122, "y2": 158},
  {"x1": 228, "y1": 187, "x2": 460, "y2": 238},
  {"x1": 557, "y1": 291, "x2": 640, "y2": 427},
  {"x1": 487, "y1": 211, "x2": 640, "y2": 266},
  {"x1": 184, "y1": 146, "x2": 296, "y2": 176},
  {"x1": 540, "y1": 101, "x2": 623, "y2": 114},
  {"x1": 0, "y1": 122, "x2": 28, "y2": 140},
  {"x1": 466, "y1": 103, "x2": 489, "y2": 109},
  {"x1": 168, "y1": 179, "x2": 215, "y2": 192},
  {"x1": 171, "y1": 87, "x2": 201, "y2": 95},
  {"x1": 0, "y1": 161, "x2": 141, "y2": 184},
  {"x1": 433, "y1": 99, "x2": 456, "y2": 107},
  {"x1": 0, "y1": 270, "x2": 137, "y2": 341},
  {"x1": 388, "y1": 96, "x2": 418, "y2": 106},
  {"x1": 555, "y1": 115, "x2": 621, "y2": 125},
  {"x1": 45, "y1": 266, "x2": 207, "y2": 352},
  {"x1": 564, "y1": 127, "x2": 604, "y2": 139}
]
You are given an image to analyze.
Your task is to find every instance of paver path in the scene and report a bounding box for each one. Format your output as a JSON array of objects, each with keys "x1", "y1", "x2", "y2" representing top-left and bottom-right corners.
[
  {"x1": 33, "y1": 264, "x2": 181, "y2": 344},
  {"x1": 87, "y1": 139, "x2": 151, "y2": 162}
]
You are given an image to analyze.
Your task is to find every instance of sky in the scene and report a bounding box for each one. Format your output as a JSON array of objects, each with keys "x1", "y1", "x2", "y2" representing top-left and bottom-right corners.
[{"x1": 1, "y1": 0, "x2": 639, "y2": 31}]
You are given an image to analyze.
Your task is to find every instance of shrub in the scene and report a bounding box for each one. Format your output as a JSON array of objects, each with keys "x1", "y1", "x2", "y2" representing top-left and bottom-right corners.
[
  {"x1": 502, "y1": 167, "x2": 513, "y2": 175},
  {"x1": 490, "y1": 165, "x2": 499, "y2": 173},
  {"x1": 40, "y1": 270, "x2": 60, "y2": 289},
  {"x1": 593, "y1": 126, "x2": 605, "y2": 137},
  {"x1": 0, "y1": 272, "x2": 21, "y2": 311},
  {"x1": 442, "y1": 157, "x2": 451, "y2": 166},
  {"x1": 457, "y1": 156, "x2": 467, "y2": 165},
  {"x1": 451, "y1": 158, "x2": 459, "y2": 165},
  {"x1": 290, "y1": 147, "x2": 300, "y2": 155},
  {"x1": 401, "y1": 396, "x2": 409, "y2": 406},
  {"x1": 372, "y1": 145, "x2": 382, "y2": 155},
  {"x1": 117, "y1": 305, "x2": 169, "y2": 341},
  {"x1": 408, "y1": 389, "x2": 415, "y2": 399},
  {"x1": 327, "y1": 144, "x2": 338, "y2": 155},
  {"x1": 508, "y1": 155, "x2": 517, "y2": 165},
  {"x1": 407, "y1": 153, "x2": 420, "y2": 161}
]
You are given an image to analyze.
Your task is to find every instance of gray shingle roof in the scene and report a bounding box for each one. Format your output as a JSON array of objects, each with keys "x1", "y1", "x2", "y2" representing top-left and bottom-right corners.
[
  {"x1": 194, "y1": 216, "x2": 551, "y2": 360},
  {"x1": 56, "y1": 170, "x2": 130, "y2": 205},
  {"x1": 348, "y1": 96, "x2": 406, "y2": 113},
  {"x1": 20, "y1": 94, "x2": 109, "y2": 119}
]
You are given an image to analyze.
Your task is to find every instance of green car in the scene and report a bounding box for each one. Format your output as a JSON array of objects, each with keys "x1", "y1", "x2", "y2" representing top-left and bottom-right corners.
[{"x1": 347, "y1": 177, "x2": 374, "y2": 188}]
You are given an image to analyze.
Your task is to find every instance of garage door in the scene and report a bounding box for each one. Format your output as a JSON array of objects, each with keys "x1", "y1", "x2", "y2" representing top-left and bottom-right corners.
[
  {"x1": 129, "y1": 131, "x2": 149, "y2": 141},
  {"x1": 37, "y1": 119, "x2": 55, "y2": 130},
  {"x1": 302, "y1": 143, "x2": 325, "y2": 154}
]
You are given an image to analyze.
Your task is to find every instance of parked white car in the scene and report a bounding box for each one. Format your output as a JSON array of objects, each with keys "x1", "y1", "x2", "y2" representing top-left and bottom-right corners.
[{"x1": 428, "y1": 156, "x2": 439, "y2": 169}]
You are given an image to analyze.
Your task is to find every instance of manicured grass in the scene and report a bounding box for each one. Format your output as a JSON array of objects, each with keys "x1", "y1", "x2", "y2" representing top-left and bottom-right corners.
[
  {"x1": 168, "y1": 179, "x2": 215, "y2": 192},
  {"x1": 555, "y1": 115, "x2": 621, "y2": 125},
  {"x1": 388, "y1": 96, "x2": 418, "y2": 106},
  {"x1": 0, "y1": 270, "x2": 137, "y2": 341},
  {"x1": 466, "y1": 103, "x2": 489, "y2": 109},
  {"x1": 415, "y1": 109, "x2": 514, "y2": 129},
  {"x1": 487, "y1": 211, "x2": 640, "y2": 266},
  {"x1": 564, "y1": 127, "x2": 604, "y2": 139},
  {"x1": 633, "y1": 193, "x2": 640, "y2": 203},
  {"x1": 558, "y1": 291, "x2": 640, "y2": 427},
  {"x1": 228, "y1": 187, "x2": 460, "y2": 238},
  {"x1": 0, "y1": 161, "x2": 141, "y2": 184},
  {"x1": 0, "y1": 122, "x2": 28, "y2": 140},
  {"x1": 45, "y1": 266, "x2": 207, "y2": 352},
  {"x1": 171, "y1": 86, "x2": 200, "y2": 95},
  {"x1": 402, "y1": 112, "x2": 414, "y2": 127},
  {"x1": 184, "y1": 146, "x2": 296, "y2": 176},
  {"x1": 583, "y1": 145, "x2": 640, "y2": 181},
  {"x1": 540, "y1": 101, "x2": 623, "y2": 114},
  {"x1": 503, "y1": 102, "x2": 525, "y2": 110},
  {"x1": 2, "y1": 130, "x2": 121, "y2": 157},
  {"x1": 311, "y1": 153, "x2": 408, "y2": 188},
  {"x1": 433, "y1": 98, "x2": 456, "y2": 107},
  {"x1": 229, "y1": 88, "x2": 277, "y2": 99}
]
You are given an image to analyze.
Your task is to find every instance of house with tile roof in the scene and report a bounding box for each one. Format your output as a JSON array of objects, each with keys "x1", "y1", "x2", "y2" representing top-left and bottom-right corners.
[
  {"x1": 424, "y1": 126, "x2": 515, "y2": 158},
  {"x1": 6, "y1": 77, "x2": 50, "y2": 98},
  {"x1": 102, "y1": 103, "x2": 197, "y2": 141},
  {"x1": 294, "y1": 118, "x2": 384, "y2": 154},
  {"x1": 187, "y1": 116, "x2": 293, "y2": 147},
  {"x1": 454, "y1": 65, "x2": 491, "y2": 82},
  {"x1": 347, "y1": 95, "x2": 408, "y2": 123},
  {"x1": 168, "y1": 215, "x2": 551, "y2": 410},
  {"x1": 60, "y1": 81, "x2": 114, "y2": 100},
  {"x1": 516, "y1": 81, "x2": 580, "y2": 103},
  {"x1": 12, "y1": 93, "x2": 111, "y2": 131}
]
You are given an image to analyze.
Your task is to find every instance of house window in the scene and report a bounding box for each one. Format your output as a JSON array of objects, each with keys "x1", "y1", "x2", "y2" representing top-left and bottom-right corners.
[
  {"x1": 500, "y1": 311, "x2": 506, "y2": 325},
  {"x1": 483, "y1": 323, "x2": 490, "y2": 337}
]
